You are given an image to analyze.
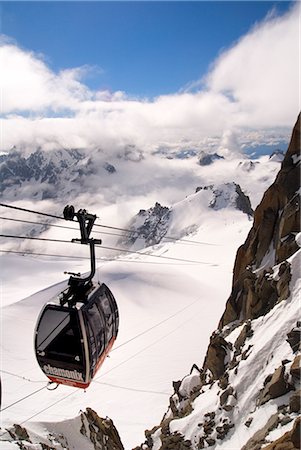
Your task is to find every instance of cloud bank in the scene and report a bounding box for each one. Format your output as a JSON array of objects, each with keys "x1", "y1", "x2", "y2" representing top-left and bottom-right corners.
[{"x1": 0, "y1": 3, "x2": 299, "y2": 152}]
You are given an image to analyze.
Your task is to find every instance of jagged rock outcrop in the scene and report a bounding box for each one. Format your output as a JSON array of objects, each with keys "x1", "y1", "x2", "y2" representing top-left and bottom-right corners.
[
  {"x1": 219, "y1": 114, "x2": 300, "y2": 328},
  {"x1": 136, "y1": 115, "x2": 301, "y2": 450},
  {"x1": 118, "y1": 202, "x2": 171, "y2": 248},
  {"x1": 202, "y1": 332, "x2": 231, "y2": 381},
  {"x1": 80, "y1": 408, "x2": 124, "y2": 450},
  {"x1": 195, "y1": 182, "x2": 253, "y2": 216},
  {"x1": 242, "y1": 416, "x2": 300, "y2": 450},
  {"x1": 269, "y1": 150, "x2": 285, "y2": 162},
  {"x1": 0, "y1": 408, "x2": 124, "y2": 450},
  {"x1": 198, "y1": 152, "x2": 224, "y2": 166}
]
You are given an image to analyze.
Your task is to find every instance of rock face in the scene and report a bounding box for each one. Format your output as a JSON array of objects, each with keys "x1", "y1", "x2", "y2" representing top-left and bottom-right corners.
[
  {"x1": 219, "y1": 114, "x2": 300, "y2": 328},
  {"x1": 269, "y1": 150, "x2": 285, "y2": 162},
  {"x1": 195, "y1": 182, "x2": 253, "y2": 216},
  {"x1": 198, "y1": 152, "x2": 224, "y2": 166},
  {"x1": 0, "y1": 147, "x2": 117, "y2": 200},
  {"x1": 118, "y1": 202, "x2": 171, "y2": 248},
  {"x1": 80, "y1": 408, "x2": 124, "y2": 450},
  {"x1": 0, "y1": 148, "x2": 84, "y2": 195},
  {"x1": 136, "y1": 115, "x2": 301, "y2": 450}
]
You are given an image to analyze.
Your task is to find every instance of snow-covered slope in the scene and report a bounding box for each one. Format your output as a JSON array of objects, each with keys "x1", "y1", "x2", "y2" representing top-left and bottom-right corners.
[
  {"x1": 0, "y1": 208, "x2": 251, "y2": 449},
  {"x1": 145, "y1": 248, "x2": 300, "y2": 450},
  {"x1": 0, "y1": 120, "x2": 298, "y2": 449}
]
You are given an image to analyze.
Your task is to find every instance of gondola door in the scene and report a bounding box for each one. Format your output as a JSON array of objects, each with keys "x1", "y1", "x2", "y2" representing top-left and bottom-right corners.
[{"x1": 35, "y1": 305, "x2": 89, "y2": 388}]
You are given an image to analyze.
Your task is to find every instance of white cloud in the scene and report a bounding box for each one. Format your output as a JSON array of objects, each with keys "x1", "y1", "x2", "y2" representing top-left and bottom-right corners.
[
  {"x1": 204, "y1": 3, "x2": 300, "y2": 128},
  {"x1": 0, "y1": 43, "x2": 93, "y2": 113},
  {"x1": 0, "y1": 3, "x2": 299, "y2": 152}
]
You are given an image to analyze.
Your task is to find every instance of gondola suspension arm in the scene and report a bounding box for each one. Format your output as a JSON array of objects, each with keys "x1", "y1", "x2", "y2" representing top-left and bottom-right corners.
[{"x1": 61, "y1": 205, "x2": 102, "y2": 306}]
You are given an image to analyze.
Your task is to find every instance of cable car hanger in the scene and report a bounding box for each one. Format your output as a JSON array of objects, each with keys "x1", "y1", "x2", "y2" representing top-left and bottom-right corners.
[{"x1": 61, "y1": 205, "x2": 102, "y2": 307}]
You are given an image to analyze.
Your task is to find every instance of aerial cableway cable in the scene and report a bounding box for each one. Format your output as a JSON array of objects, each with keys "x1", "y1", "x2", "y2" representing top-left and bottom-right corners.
[
  {"x1": 0, "y1": 202, "x2": 219, "y2": 246},
  {"x1": 0, "y1": 216, "x2": 121, "y2": 239},
  {"x1": 0, "y1": 233, "x2": 214, "y2": 265},
  {"x1": 0, "y1": 216, "x2": 208, "y2": 247},
  {"x1": 0, "y1": 249, "x2": 198, "y2": 265}
]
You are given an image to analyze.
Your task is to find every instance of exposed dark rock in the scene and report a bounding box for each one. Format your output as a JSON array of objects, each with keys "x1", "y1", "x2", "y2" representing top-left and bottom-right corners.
[
  {"x1": 218, "y1": 372, "x2": 229, "y2": 390},
  {"x1": 287, "y1": 325, "x2": 301, "y2": 353},
  {"x1": 158, "y1": 431, "x2": 191, "y2": 450},
  {"x1": 119, "y1": 202, "x2": 171, "y2": 248},
  {"x1": 234, "y1": 320, "x2": 253, "y2": 352},
  {"x1": 289, "y1": 389, "x2": 301, "y2": 413},
  {"x1": 277, "y1": 261, "x2": 292, "y2": 301},
  {"x1": 202, "y1": 332, "x2": 231, "y2": 380},
  {"x1": 216, "y1": 421, "x2": 234, "y2": 440},
  {"x1": 220, "y1": 386, "x2": 234, "y2": 406},
  {"x1": 218, "y1": 264, "x2": 285, "y2": 327},
  {"x1": 241, "y1": 413, "x2": 279, "y2": 450},
  {"x1": 235, "y1": 183, "x2": 254, "y2": 216},
  {"x1": 262, "y1": 416, "x2": 300, "y2": 449},
  {"x1": 172, "y1": 380, "x2": 182, "y2": 393},
  {"x1": 12, "y1": 424, "x2": 31, "y2": 442},
  {"x1": 205, "y1": 437, "x2": 216, "y2": 446},
  {"x1": 292, "y1": 416, "x2": 301, "y2": 448},
  {"x1": 245, "y1": 418, "x2": 253, "y2": 428},
  {"x1": 195, "y1": 182, "x2": 253, "y2": 216},
  {"x1": 219, "y1": 114, "x2": 300, "y2": 328},
  {"x1": 259, "y1": 366, "x2": 293, "y2": 405},
  {"x1": 290, "y1": 355, "x2": 301, "y2": 378},
  {"x1": 198, "y1": 152, "x2": 224, "y2": 166},
  {"x1": 134, "y1": 425, "x2": 160, "y2": 450},
  {"x1": 81, "y1": 408, "x2": 124, "y2": 450}
]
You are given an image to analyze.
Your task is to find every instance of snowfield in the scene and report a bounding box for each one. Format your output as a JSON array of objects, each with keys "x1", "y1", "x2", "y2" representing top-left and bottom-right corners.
[
  {"x1": 0, "y1": 149, "x2": 293, "y2": 449},
  {"x1": 0, "y1": 208, "x2": 252, "y2": 449}
]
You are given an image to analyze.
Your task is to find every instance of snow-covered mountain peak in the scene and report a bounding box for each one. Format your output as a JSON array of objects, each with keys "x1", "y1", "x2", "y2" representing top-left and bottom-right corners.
[
  {"x1": 196, "y1": 182, "x2": 253, "y2": 216},
  {"x1": 118, "y1": 183, "x2": 252, "y2": 250}
]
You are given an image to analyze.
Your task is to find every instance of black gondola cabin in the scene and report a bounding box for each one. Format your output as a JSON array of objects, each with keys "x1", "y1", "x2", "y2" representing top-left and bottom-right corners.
[
  {"x1": 35, "y1": 283, "x2": 119, "y2": 389},
  {"x1": 34, "y1": 206, "x2": 119, "y2": 389}
]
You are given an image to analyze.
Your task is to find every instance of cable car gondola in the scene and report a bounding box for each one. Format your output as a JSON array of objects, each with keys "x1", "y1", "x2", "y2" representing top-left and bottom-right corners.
[{"x1": 34, "y1": 206, "x2": 119, "y2": 389}]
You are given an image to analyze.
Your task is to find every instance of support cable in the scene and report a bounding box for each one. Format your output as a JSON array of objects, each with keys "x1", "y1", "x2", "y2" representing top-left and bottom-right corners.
[
  {"x1": 0, "y1": 202, "x2": 219, "y2": 246},
  {"x1": 0, "y1": 234, "x2": 214, "y2": 265}
]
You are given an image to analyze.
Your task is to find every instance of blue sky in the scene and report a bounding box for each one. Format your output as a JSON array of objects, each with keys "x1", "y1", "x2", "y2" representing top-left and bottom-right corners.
[
  {"x1": 0, "y1": 1, "x2": 293, "y2": 97},
  {"x1": 0, "y1": 1, "x2": 298, "y2": 152}
]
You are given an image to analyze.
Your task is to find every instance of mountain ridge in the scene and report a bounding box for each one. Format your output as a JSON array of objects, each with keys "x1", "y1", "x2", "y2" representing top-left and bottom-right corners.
[{"x1": 135, "y1": 114, "x2": 300, "y2": 450}]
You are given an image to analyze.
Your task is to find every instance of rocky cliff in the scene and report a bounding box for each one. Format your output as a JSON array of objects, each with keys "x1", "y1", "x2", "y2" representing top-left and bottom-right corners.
[
  {"x1": 219, "y1": 113, "x2": 300, "y2": 328},
  {"x1": 0, "y1": 407, "x2": 124, "y2": 450},
  {"x1": 136, "y1": 114, "x2": 300, "y2": 450}
]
